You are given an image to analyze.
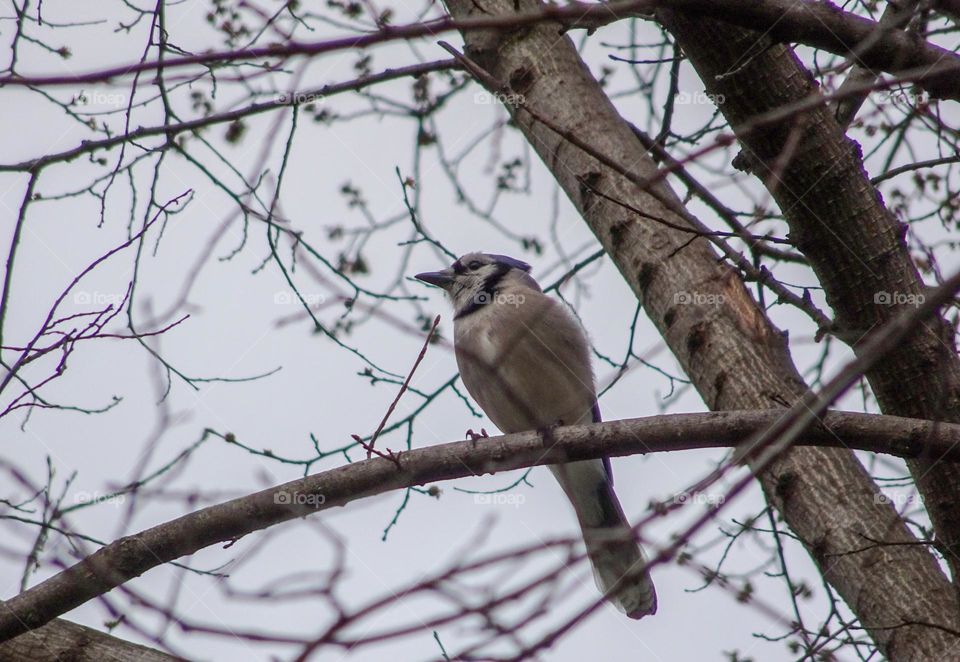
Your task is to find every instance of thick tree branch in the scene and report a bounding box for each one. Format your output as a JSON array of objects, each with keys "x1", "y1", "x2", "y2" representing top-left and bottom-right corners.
[
  {"x1": 0, "y1": 619, "x2": 181, "y2": 662},
  {"x1": 656, "y1": 4, "x2": 960, "y2": 618},
  {"x1": 656, "y1": 0, "x2": 960, "y2": 100},
  {"x1": 0, "y1": 0, "x2": 957, "y2": 100},
  {"x1": 831, "y1": 0, "x2": 921, "y2": 128},
  {"x1": 2, "y1": 409, "x2": 959, "y2": 643}
]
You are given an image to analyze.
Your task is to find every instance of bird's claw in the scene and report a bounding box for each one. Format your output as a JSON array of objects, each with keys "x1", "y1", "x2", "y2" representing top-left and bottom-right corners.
[
  {"x1": 536, "y1": 419, "x2": 563, "y2": 435},
  {"x1": 466, "y1": 428, "x2": 489, "y2": 441}
]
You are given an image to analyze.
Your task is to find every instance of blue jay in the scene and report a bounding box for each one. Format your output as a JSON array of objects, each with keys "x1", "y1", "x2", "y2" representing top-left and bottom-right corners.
[{"x1": 416, "y1": 252, "x2": 657, "y2": 618}]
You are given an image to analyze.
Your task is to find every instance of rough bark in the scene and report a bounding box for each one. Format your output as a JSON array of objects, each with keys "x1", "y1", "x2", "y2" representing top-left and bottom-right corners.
[
  {"x1": 656, "y1": 7, "x2": 960, "y2": 606},
  {"x1": 0, "y1": 619, "x2": 180, "y2": 662},
  {"x1": 440, "y1": 0, "x2": 960, "y2": 657}
]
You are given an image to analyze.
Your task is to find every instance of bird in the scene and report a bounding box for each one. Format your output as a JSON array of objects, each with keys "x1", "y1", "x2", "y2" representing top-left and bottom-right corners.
[{"x1": 415, "y1": 251, "x2": 657, "y2": 619}]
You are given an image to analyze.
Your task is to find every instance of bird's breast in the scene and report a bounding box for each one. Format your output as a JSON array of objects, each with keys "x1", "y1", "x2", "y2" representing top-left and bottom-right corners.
[{"x1": 453, "y1": 296, "x2": 596, "y2": 433}]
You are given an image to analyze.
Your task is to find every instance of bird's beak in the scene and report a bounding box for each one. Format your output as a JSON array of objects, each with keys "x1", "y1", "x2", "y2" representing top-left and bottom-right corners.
[{"x1": 415, "y1": 269, "x2": 454, "y2": 289}]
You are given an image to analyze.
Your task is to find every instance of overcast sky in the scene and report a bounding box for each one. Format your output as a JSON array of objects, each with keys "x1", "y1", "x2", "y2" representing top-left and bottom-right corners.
[{"x1": 1, "y1": 2, "x2": 948, "y2": 660}]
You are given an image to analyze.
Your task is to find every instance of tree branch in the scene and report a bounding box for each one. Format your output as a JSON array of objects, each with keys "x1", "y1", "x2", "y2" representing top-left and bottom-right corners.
[
  {"x1": 657, "y1": 0, "x2": 960, "y2": 616},
  {"x1": 0, "y1": 618, "x2": 182, "y2": 662},
  {"x1": 2, "y1": 409, "x2": 960, "y2": 643},
  {"x1": 1, "y1": 0, "x2": 957, "y2": 100},
  {"x1": 0, "y1": 59, "x2": 460, "y2": 172}
]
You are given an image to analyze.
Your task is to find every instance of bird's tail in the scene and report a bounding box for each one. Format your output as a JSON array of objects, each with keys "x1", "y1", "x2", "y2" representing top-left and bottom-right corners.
[{"x1": 551, "y1": 460, "x2": 657, "y2": 619}]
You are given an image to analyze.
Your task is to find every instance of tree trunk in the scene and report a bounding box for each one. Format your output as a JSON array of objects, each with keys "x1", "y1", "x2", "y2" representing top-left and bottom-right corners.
[
  {"x1": 658, "y1": 7, "x2": 960, "y2": 598},
  {"x1": 0, "y1": 619, "x2": 180, "y2": 662}
]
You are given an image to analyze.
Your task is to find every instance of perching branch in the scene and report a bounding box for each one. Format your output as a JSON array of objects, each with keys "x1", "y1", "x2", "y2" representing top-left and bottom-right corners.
[{"x1": 2, "y1": 408, "x2": 959, "y2": 643}]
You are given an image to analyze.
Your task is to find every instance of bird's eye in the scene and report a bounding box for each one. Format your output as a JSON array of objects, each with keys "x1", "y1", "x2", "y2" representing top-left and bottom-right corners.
[{"x1": 468, "y1": 260, "x2": 483, "y2": 270}]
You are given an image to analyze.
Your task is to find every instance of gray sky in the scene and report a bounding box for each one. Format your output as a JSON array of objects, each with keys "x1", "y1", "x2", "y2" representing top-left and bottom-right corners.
[{"x1": 1, "y1": 1, "x2": 949, "y2": 659}]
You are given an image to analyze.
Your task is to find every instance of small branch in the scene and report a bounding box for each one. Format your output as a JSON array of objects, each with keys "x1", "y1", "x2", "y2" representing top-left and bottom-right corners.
[
  {"x1": 871, "y1": 155, "x2": 960, "y2": 185},
  {"x1": 542, "y1": 249, "x2": 605, "y2": 293},
  {"x1": 0, "y1": 60, "x2": 460, "y2": 172},
  {"x1": 361, "y1": 314, "x2": 440, "y2": 460}
]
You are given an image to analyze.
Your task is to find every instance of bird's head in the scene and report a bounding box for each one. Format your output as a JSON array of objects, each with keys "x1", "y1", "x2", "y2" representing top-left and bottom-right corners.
[{"x1": 415, "y1": 252, "x2": 536, "y2": 317}]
